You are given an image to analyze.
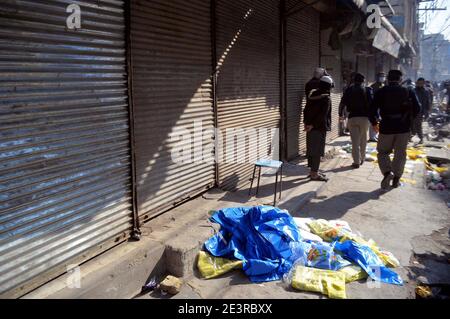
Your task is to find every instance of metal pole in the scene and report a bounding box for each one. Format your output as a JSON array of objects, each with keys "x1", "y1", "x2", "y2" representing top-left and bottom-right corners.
[
  {"x1": 211, "y1": 0, "x2": 220, "y2": 187},
  {"x1": 280, "y1": 0, "x2": 287, "y2": 161},
  {"x1": 125, "y1": 0, "x2": 141, "y2": 240}
]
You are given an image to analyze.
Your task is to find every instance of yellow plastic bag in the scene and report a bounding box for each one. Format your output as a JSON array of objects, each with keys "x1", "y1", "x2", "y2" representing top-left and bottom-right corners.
[
  {"x1": 307, "y1": 219, "x2": 342, "y2": 242},
  {"x1": 339, "y1": 265, "x2": 368, "y2": 283},
  {"x1": 407, "y1": 148, "x2": 426, "y2": 161},
  {"x1": 292, "y1": 266, "x2": 346, "y2": 299},
  {"x1": 197, "y1": 251, "x2": 243, "y2": 279}
]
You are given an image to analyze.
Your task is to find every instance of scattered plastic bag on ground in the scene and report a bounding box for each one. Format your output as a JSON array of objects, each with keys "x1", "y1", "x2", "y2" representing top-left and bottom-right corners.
[
  {"x1": 339, "y1": 265, "x2": 368, "y2": 283},
  {"x1": 288, "y1": 241, "x2": 351, "y2": 271},
  {"x1": 407, "y1": 147, "x2": 426, "y2": 161},
  {"x1": 307, "y1": 219, "x2": 400, "y2": 269},
  {"x1": 197, "y1": 251, "x2": 243, "y2": 279},
  {"x1": 204, "y1": 206, "x2": 301, "y2": 282},
  {"x1": 291, "y1": 265, "x2": 346, "y2": 299},
  {"x1": 334, "y1": 240, "x2": 403, "y2": 285}
]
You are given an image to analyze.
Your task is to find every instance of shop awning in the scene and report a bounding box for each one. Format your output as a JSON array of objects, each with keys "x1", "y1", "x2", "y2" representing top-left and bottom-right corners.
[
  {"x1": 346, "y1": 0, "x2": 407, "y2": 58},
  {"x1": 372, "y1": 16, "x2": 406, "y2": 58}
]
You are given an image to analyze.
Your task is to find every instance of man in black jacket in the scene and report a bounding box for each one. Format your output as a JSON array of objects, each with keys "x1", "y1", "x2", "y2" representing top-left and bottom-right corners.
[
  {"x1": 369, "y1": 70, "x2": 421, "y2": 189},
  {"x1": 304, "y1": 76, "x2": 333, "y2": 182},
  {"x1": 339, "y1": 73, "x2": 374, "y2": 169}
]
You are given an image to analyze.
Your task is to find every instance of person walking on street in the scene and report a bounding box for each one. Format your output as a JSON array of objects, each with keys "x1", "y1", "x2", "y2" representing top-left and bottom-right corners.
[
  {"x1": 339, "y1": 73, "x2": 373, "y2": 169},
  {"x1": 370, "y1": 70, "x2": 421, "y2": 189},
  {"x1": 412, "y1": 78, "x2": 430, "y2": 144},
  {"x1": 304, "y1": 76, "x2": 333, "y2": 182},
  {"x1": 368, "y1": 72, "x2": 386, "y2": 142}
]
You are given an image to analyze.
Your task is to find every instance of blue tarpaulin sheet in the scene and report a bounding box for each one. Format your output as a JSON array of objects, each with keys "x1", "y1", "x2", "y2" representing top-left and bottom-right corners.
[
  {"x1": 334, "y1": 240, "x2": 403, "y2": 286},
  {"x1": 204, "y1": 206, "x2": 300, "y2": 282}
]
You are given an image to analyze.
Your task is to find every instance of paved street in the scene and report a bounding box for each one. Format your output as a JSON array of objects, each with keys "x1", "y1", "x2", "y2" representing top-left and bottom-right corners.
[{"x1": 143, "y1": 138, "x2": 450, "y2": 300}]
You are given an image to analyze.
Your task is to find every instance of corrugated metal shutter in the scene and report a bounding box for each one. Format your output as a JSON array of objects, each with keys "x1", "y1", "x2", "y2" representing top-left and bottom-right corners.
[
  {"x1": 320, "y1": 28, "x2": 342, "y2": 143},
  {"x1": 286, "y1": 4, "x2": 320, "y2": 159},
  {"x1": 0, "y1": 1, "x2": 132, "y2": 297},
  {"x1": 130, "y1": 0, "x2": 215, "y2": 221},
  {"x1": 216, "y1": 0, "x2": 280, "y2": 190}
]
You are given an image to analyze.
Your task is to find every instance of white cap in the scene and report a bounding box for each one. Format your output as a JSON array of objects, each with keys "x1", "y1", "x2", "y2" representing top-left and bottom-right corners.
[
  {"x1": 320, "y1": 75, "x2": 333, "y2": 85},
  {"x1": 315, "y1": 67, "x2": 326, "y2": 76}
]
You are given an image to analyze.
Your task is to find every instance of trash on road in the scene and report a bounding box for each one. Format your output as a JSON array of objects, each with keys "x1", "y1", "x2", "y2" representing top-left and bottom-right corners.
[
  {"x1": 203, "y1": 206, "x2": 301, "y2": 282},
  {"x1": 159, "y1": 275, "x2": 183, "y2": 295},
  {"x1": 415, "y1": 285, "x2": 433, "y2": 299},
  {"x1": 291, "y1": 265, "x2": 346, "y2": 299},
  {"x1": 339, "y1": 264, "x2": 368, "y2": 283},
  {"x1": 197, "y1": 251, "x2": 243, "y2": 279},
  {"x1": 198, "y1": 206, "x2": 404, "y2": 299},
  {"x1": 334, "y1": 241, "x2": 403, "y2": 286},
  {"x1": 288, "y1": 241, "x2": 351, "y2": 271},
  {"x1": 141, "y1": 277, "x2": 158, "y2": 293}
]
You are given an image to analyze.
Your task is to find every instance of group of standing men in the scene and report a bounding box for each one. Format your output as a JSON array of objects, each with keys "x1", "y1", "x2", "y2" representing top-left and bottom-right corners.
[{"x1": 303, "y1": 68, "x2": 428, "y2": 190}]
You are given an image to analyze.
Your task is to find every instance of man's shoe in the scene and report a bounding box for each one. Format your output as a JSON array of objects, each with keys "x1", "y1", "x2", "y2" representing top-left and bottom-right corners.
[
  {"x1": 368, "y1": 139, "x2": 378, "y2": 143},
  {"x1": 381, "y1": 172, "x2": 394, "y2": 189},
  {"x1": 351, "y1": 163, "x2": 360, "y2": 169},
  {"x1": 392, "y1": 177, "x2": 401, "y2": 188}
]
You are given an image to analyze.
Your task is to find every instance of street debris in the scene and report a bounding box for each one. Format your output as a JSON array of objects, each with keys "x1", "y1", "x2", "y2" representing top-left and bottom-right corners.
[
  {"x1": 141, "y1": 277, "x2": 158, "y2": 293},
  {"x1": 159, "y1": 275, "x2": 183, "y2": 295},
  {"x1": 415, "y1": 285, "x2": 433, "y2": 299},
  {"x1": 197, "y1": 251, "x2": 243, "y2": 279},
  {"x1": 197, "y1": 206, "x2": 403, "y2": 299},
  {"x1": 291, "y1": 266, "x2": 347, "y2": 299}
]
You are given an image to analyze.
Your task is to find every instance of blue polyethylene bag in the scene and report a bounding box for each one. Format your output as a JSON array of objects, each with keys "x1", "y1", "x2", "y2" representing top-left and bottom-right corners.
[
  {"x1": 334, "y1": 240, "x2": 403, "y2": 286},
  {"x1": 288, "y1": 241, "x2": 351, "y2": 271},
  {"x1": 204, "y1": 206, "x2": 301, "y2": 282}
]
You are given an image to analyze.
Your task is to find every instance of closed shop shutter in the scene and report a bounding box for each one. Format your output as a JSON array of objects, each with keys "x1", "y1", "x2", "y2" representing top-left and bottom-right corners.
[
  {"x1": 216, "y1": 0, "x2": 280, "y2": 190},
  {"x1": 320, "y1": 28, "x2": 342, "y2": 143},
  {"x1": 286, "y1": 4, "x2": 320, "y2": 159},
  {"x1": 0, "y1": 1, "x2": 132, "y2": 297},
  {"x1": 130, "y1": 0, "x2": 215, "y2": 221}
]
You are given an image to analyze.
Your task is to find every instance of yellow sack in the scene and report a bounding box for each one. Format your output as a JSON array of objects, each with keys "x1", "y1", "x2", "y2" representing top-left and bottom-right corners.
[
  {"x1": 292, "y1": 266, "x2": 346, "y2": 299},
  {"x1": 197, "y1": 251, "x2": 243, "y2": 279},
  {"x1": 307, "y1": 219, "x2": 342, "y2": 242},
  {"x1": 339, "y1": 265, "x2": 368, "y2": 283}
]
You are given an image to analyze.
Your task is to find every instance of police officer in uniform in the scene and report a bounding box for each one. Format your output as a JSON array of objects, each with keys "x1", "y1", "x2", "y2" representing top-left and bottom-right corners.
[{"x1": 369, "y1": 70, "x2": 421, "y2": 189}]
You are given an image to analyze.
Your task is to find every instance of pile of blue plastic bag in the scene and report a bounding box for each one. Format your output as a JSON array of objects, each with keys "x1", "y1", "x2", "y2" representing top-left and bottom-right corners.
[{"x1": 203, "y1": 206, "x2": 403, "y2": 286}]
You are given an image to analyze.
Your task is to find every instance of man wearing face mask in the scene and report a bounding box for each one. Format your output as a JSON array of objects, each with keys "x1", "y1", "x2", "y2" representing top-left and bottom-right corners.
[
  {"x1": 369, "y1": 72, "x2": 386, "y2": 142},
  {"x1": 412, "y1": 78, "x2": 430, "y2": 144},
  {"x1": 304, "y1": 76, "x2": 333, "y2": 182}
]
